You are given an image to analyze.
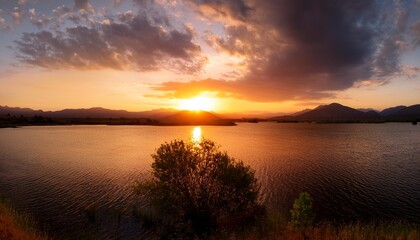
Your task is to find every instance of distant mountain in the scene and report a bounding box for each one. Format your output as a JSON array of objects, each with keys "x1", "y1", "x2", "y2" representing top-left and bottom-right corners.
[
  {"x1": 48, "y1": 107, "x2": 136, "y2": 118},
  {"x1": 2, "y1": 103, "x2": 420, "y2": 125},
  {"x1": 218, "y1": 111, "x2": 288, "y2": 119},
  {"x1": 159, "y1": 110, "x2": 235, "y2": 126},
  {"x1": 0, "y1": 106, "x2": 175, "y2": 120},
  {"x1": 0, "y1": 106, "x2": 45, "y2": 117},
  {"x1": 294, "y1": 103, "x2": 383, "y2": 122},
  {"x1": 380, "y1": 106, "x2": 407, "y2": 116},
  {"x1": 290, "y1": 108, "x2": 312, "y2": 116},
  {"x1": 267, "y1": 109, "x2": 310, "y2": 121},
  {"x1": 364, "y1": 110, "x2": 382, "y2": 119},
  {"x1": 387, "y1": 104, "x2": 420, "y2": 120},
  {"x1": 357, "y1": 108, "x2": 378, "y2": 113}
]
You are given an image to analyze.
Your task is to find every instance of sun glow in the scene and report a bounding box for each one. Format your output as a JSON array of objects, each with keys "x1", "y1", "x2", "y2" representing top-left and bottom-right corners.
[{"x1": 177, "y1": 97, "x2": 215, "y2": 111}]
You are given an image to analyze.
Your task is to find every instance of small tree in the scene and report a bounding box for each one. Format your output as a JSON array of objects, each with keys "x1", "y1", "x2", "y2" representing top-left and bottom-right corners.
[
  {"x1": 290, "y1": 192, "x2": 314, "y2": 238},
  {"x1": 135, "y1": 139, "x2": 264, "y2": 236}
]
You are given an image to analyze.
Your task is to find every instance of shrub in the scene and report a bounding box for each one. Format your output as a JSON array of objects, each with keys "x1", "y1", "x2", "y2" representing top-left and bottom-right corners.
[
  {"x1": 135, "y1": 139, "x2": 264, "y2": 236},
  {"x1": 290, "y1": 192, "x2": 315, "y2": 229}
]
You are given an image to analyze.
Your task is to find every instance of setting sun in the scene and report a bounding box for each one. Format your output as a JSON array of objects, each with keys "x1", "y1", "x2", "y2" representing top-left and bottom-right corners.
[{"x1": 177, "y1": 97, "x2": 216, "y2": 111}]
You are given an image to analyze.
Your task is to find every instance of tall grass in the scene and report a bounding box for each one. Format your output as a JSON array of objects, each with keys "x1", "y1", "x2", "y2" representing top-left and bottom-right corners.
[
  {"x1": 210, "y1": 217, "x2": 420, "y2": 240},
  {"x1": 1, "y1": 196, "x2": 418, "y2": 239},
  {"x1": 0, "y1": 197, "x2": 48, "y2": 240}
]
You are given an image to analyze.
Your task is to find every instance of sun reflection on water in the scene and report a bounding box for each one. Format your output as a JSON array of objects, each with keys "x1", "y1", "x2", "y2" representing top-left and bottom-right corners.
[{"x1": 192, "y1": 126, "x2": 202, "y2": 143}]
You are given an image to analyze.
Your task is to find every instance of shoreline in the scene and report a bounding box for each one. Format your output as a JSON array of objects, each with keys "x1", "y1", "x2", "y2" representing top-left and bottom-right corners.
[
  {"x1": 1, "y1": 195, "x2": 418, "y2": 239},
  {"x1": 2, "y1": 120, "x2": 418, "y2": 128}
]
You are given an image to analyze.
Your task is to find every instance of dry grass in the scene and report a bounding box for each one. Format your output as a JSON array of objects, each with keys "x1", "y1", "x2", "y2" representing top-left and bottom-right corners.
[
  {"x1": 212, "y1": 218, "x2": 420, "y2": 240},
  {"x1": 278, "y1": 223, "x2": 420, "y2": 240},
  {"x1": 1, "y1": 196, "x2": 418, "y2": 240},
  {"x1": 0, "y1": 199, "x2": 48, "y2": 240}
]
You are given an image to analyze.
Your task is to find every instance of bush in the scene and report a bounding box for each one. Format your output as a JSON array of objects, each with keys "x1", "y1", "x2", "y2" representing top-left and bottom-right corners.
[
  {"x1": 135, "y1": 139, "x2": 264, "y2": 236},
  {"x1": 290, "y1": 192, "x2": 314, "y2": 229}
]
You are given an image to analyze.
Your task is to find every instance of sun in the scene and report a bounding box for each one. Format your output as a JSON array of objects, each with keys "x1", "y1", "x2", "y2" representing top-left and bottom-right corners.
[{"x1": 177, "y1": 96, "x2": 215, "y2": 111}]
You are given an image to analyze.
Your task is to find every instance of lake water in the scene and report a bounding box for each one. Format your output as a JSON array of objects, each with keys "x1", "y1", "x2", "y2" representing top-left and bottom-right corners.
[{"x1": 0, "y1": 123, "x2": 419, "y2": 238}]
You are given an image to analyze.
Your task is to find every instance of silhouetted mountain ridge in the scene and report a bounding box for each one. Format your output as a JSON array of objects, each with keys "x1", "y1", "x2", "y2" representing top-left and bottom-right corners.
[
  {"x1": 380, "y1": 106, "x2": 407, "y2": 116},
  {"x1": 294, "y1": 103, "x2": 382, "y2": 122},
  {"x1": 0, "y1": 106, "x2": 176, "y2": 119},
  {"x1": 0, "y1": 106, "x2": 236, "y2": 126},
  {"x1": 271, "y1": 103, "x2": 420, "y2": 122},
  {"x1": 1, "y1": 103, "x2": 420, "y2": 124},
  {"x1": 386, "y1": 105, "x2": 420, "y2": 121}
]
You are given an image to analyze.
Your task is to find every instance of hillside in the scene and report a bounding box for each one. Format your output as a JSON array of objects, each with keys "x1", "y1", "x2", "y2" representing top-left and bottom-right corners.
[
  {"x1": 0, "y1": 106, "x2": 236, "y2": 126},
  {"x1": 380, "y1": 106, "x2": 407, "y2": 116},
  {"x1": 0, "y1": 106, "x2": 175, "y2": 119},
  {"x1": 386, "y1": 104, "x2": 420, "y2": 121},
  {"x1": 295, "y1": 103, "x2": 382, "y2": 122},
  {"x1": 271, "y1": 103, "x2": 384, "y2": 123}
]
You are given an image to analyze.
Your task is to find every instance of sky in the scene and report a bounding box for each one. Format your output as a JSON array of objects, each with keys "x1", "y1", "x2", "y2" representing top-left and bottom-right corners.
[{"x1": 1, "y1": 0, "x2": 420, "y2": 113}]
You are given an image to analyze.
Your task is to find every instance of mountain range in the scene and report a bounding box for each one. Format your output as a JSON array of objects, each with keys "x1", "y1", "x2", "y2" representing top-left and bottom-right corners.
[
  {"x1": 0, "y1": 106, "x2": 177, "y2": 119},
  {"x1": 0, "y1": 106, "x2": 235, "y2": 126},
  {"x1": 1, "y1": 103, "x2": 420, "y2": 125},
  {"x1": 270, "y1": 103, "x2": 420, "y2": 122}
]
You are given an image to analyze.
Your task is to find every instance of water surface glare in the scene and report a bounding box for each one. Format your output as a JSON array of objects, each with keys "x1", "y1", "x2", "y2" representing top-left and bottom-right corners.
[{"x1": 0, "y1": 123, "x2": 419, "y2": 238}]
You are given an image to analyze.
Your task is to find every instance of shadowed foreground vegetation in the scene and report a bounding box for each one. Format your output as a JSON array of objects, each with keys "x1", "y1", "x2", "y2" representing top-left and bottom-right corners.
[
  {"x1": 133, "y1": 139, "x2": 420, "y2": 239},
  {"x1": 210, "y1": 220, "x2": 420, "y2": 240},
  {"x1": 134, "y1": 139, "x2": 265, "y2": 238},
  {"x1": 0, "y1": 197, "x2": 48, "y2": 240}
]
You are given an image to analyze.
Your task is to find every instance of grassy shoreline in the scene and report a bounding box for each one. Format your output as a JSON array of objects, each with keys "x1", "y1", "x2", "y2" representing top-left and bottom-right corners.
[
  {"x1": 211, "y1": 217, "x2": 420, "y2": 239},
  {"x1": 0, "y1": 197, "x2": 48, "y2": 240},
  {"x1": 0, "y1": 198, "x2": 418, "y2": 239}
]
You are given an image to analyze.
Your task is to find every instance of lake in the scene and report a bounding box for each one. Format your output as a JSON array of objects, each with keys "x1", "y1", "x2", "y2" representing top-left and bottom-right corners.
[{"x1": 0, "y1": 123, "x2": 419, "y2": 238}]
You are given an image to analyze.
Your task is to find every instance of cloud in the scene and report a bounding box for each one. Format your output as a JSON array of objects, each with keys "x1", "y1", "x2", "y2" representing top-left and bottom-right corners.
[
  {"x1": 113, "y1": 0, "x2": 124, "y2": 7},
  {"x1": 0, "y1": 8, "x2": 4, "y2": 27},
  {"x1": 18, "y1": 0, "x2": 28, "y2": 6},
  {"x1": 412, "y1": 21, "x2": 420, "y2": 47},
  {"x1": 407, "y1": 66, "x2": 420, "y2": 72},
  {"x1": 28, "y1": 8, "x2": 35, "y2": 16},
  {"x1": 9, "y1": 0, "x2": 420, "y2": 102},
  {"x1": 399, "y1": 65, "x2": 420, "y2": 79},
  {"x1": 11, "y1": 7, "x2": 25, "y2": 25},
  {"x1": 156, "y1": 0, "x2": 418, "y2": 102},
  {"x1": 186, "y1": 0, "x2": 252, "y2": 22},
  {"x1": 14, "y1": 11, "x2": 205, "y2": 73},
  {"x1": 74, "y1": 0, "x2": 90, "y2": 10}
]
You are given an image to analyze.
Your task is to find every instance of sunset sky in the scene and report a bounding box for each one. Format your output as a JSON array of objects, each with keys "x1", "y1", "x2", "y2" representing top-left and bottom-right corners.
[{"x1": 1, "y1": 0, "x2": 420, "y2": 113}]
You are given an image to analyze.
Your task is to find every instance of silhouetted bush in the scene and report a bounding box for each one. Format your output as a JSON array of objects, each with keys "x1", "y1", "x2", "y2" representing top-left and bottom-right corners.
[{"x1": 135, "y1": 139, "x2": 264, "y2": 237}]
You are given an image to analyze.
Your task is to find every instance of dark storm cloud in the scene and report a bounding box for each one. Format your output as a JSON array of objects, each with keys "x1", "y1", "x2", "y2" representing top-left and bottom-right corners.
[
  {"x1": 157, "y1": 0, "x2": 417, "y2": 101},
  {"x1": 14, "y1": 12, "x2": 204, "y2": 73}
]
